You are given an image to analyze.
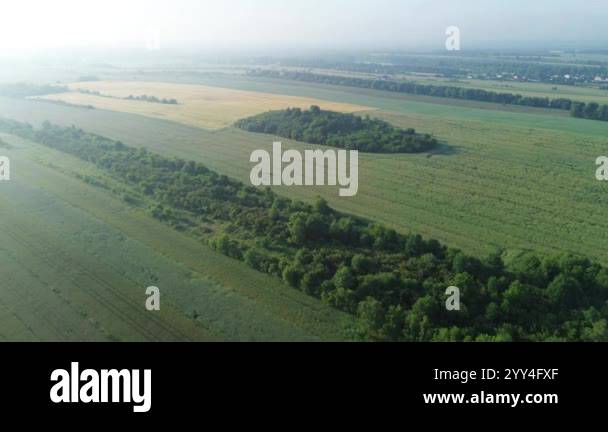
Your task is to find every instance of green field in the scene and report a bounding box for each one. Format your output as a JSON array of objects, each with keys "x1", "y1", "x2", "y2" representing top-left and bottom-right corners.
[
  {"x1": 2, "y1": 73, "x2": 608, "y2": 342},
  {"x1": 2, "y1": 74, "x2": 608, "y2": 269},
  {"x1": 0, "y1": 132, "x2": 349, "y2": 341}
]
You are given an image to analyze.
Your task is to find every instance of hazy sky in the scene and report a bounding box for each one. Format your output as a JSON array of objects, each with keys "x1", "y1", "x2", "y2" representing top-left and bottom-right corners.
[{"x1": 1, "y1": 0, "x2": 607, "y2": 52}]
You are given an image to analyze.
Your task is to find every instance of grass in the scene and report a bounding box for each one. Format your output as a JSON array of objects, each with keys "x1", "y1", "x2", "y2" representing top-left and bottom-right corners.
[
  {"x1": 36, "y1": 80, "x2": 372, "y2": 129},
  {"x1": 0, "y1": 132, "x2": 350, "y2": 341},
  {"x1": 2, "y1": 74, "x2": 608, "y2": 269}
]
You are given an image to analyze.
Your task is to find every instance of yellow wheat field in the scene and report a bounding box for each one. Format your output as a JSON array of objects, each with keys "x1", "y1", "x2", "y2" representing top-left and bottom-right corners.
[{"x1": 37, "y1": 81, "x2": 373, "y2": 130}]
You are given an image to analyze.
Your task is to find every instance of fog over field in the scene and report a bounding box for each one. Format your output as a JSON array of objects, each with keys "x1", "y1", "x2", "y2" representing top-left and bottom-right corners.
[{"x1": 1, "y1": 0, "x2": 608, "y2": 54}]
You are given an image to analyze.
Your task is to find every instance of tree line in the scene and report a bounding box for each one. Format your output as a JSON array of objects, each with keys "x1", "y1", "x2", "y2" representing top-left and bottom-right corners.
[
  {"x1": 125, "y1": 94, "x2": 178, "y2": 105},
  {"x1": 570, "y1": 101, "x2": 608, "y2": 121},
  {"x1": 235, "y1": 106, "x2": 438, "y2": 153},
  {"x1": 248, "y1": 70, "x2": 608, "y2": 122},
  {"x1": 1, "y1": 117, "x2": 607, "y2": 342},
  {"x1": 0, "y1": 83, "x2": 68, "y2": 98},
  {"x1": 77, "y1": 89, "x2": 178, "y2": 105},
  {"x1": 278, "y1": 56, "x2": 608, "y2": 84}
]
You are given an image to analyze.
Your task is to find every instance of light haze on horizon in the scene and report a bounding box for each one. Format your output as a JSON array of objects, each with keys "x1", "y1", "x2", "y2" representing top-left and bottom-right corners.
[{"x1": 1, "y1": 0, "x2": 607, "y2": 53}]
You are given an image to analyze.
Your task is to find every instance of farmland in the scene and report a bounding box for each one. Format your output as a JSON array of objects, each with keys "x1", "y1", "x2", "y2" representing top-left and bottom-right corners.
[
  {"x1": 3, "y1": 69, "x2": 608, "y2": 341},
  {"x1": 11, "y1": 119, "x2": 607, "y2": 341},
  {"x1": 36, "y1": 80, "x2": 371, "y2": 129},
  {"x1": 2, "y1": 73, "x2": 608, "y2": 267},
  {"x1": 0, "y1": 131, "x2": 349, "y2": 341}
]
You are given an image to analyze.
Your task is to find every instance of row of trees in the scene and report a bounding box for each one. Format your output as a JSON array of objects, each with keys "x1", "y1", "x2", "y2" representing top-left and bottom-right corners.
[
  {"x1": 248, "y1": 70, "x2": 608, "y2": 122},
  {"x1": 125, "y1": 94, "x2": 178, "y2": 105},
  {"x1": 35, "y1": 98, "x2": 95, "y2": 110},
  {"x1": 279, "y1": 56, "x2": 608, "y2": 84},
  {"x1": 2, "y1": 118, "x2": 607, "y2": 342},
  {"x1": 0, "y1": 83, "x2": 68, "y2": 98},
  {"x1": 77, "y1": 88, "x2": 178, "y2": 105},
  {"x1": 235, "y1": 106, "x2": 438, "y2": 153},
  {"x1": 571, "y1": 101, "x2": 608, "y2": 121}
]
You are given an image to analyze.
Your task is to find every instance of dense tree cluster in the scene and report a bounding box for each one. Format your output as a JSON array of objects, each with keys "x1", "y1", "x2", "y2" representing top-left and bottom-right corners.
[
  {"x1": 235, "y1": 106, "x2": 438, "y2": 153},
  {"x1": 2, "y1": 117, "x2": 607, "y2": 342},
  {"x1": 0, "y1": 83, "x2": 68, "y2": 98},
  {"x1": 248, "y1": 70, "x2": 608, "y2": 122}
]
